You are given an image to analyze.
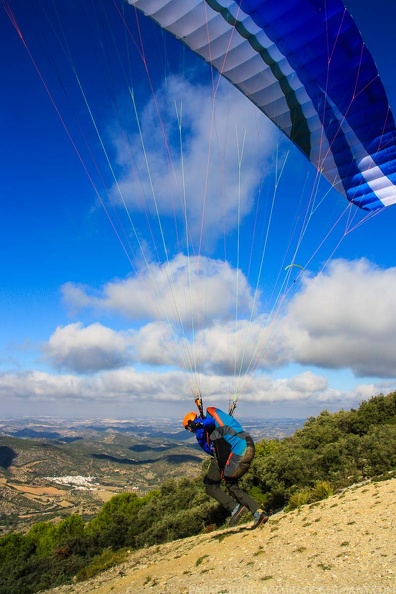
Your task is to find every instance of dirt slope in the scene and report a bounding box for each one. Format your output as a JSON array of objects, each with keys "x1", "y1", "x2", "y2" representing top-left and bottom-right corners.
[{"x1": 44, "y1": 478, "x2": 396, "y2": 594}]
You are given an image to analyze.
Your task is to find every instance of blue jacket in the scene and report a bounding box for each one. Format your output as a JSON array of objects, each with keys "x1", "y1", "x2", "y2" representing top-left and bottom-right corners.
[
  {"x1": 191, "y1": 416, "x2": 215, "y2": 456},
  {"x1": 191, "y1": 408, "x2": 251, "y2": 473}
]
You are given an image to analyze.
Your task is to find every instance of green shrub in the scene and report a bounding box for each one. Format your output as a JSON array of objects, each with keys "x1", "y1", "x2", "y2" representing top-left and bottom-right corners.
[
  {"x1": 75, "y1": 548, "x2": 129, "y2": 581},
  {"x1": 310, "y1": 481, "x2": 334, "y2": 502},
  {"x1": 287, "y1": 487, "x2": 311, "y2": 510},
  {"x1": 250, "y1": 391, "x2": 396, "y2": 507}
]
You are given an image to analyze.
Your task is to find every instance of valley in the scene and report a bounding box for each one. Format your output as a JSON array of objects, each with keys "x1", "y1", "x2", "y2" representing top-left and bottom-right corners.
[{"x1": 0, "y1": 415, "x2": 303, "y2": 534}]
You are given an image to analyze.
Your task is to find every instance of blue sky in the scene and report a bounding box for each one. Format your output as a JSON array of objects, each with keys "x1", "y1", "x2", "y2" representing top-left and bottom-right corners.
[{"x1": 1, "y1": 0, "x2": 396, "y2": 420}]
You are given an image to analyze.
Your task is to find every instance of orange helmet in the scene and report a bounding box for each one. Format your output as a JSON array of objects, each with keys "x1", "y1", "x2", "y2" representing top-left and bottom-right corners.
[{"x1": 183, "y1": 412, "x2": 197, "y2": 430}]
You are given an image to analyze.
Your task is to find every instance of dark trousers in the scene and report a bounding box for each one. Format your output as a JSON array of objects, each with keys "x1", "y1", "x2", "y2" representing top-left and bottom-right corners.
[{"x1": 203, "y1": 457, "x2": 259, "y2": 515}]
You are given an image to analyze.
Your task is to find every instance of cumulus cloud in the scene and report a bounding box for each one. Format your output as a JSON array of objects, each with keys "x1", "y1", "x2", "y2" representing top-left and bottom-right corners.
[
  {"x1": 59, "y1": 258, "x2": 396, "y2": 379},
  {"x1": 190, "y1": 317, "x2": 273, "y2": 375},
  {"x1": 129, "y1": 322, "x2": 179, "y2": 367},
  {"x1": 62, "y1": 254, "x2": 256, "y2": 327},
  {"x1": 112, "y1": 76, "x2": 276, "y2": 248},
  {"x1": 42, "y1": 316, "x2": 276, "y2": 376},
  {"x1": 278, "y1": 259, "x2": 396, "y2": 377},
  {"x1": 44, "y1": 322, "x2": 132, "y2": 373},
  {"x1": 0, "y1": 368, "x2": 193, "y2": 404},
  {"x1": 0, "y1": 367, "x2": 387, "y2": 412},
  {"x1": 0, "y1": 370, "x2": 84, "y2": 401}
]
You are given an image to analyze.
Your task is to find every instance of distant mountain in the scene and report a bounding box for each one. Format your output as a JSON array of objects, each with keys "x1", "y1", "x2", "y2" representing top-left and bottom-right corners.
[
  {"x1": 9, "y1": 429, "x2": 83, "y2": 442},
  {"x1": 0, "y1": 429, "x2": 204, "y2": 535},
  {"x1": 0, "y1": 415, "x2": 304, "y2": 534},
  {"x1": 0, "y1": 416, "x2": 304, "y2": 442}
]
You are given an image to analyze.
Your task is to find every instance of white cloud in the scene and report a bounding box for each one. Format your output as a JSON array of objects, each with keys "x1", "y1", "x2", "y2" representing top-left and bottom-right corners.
[
  {"x1": 44, "y1": 322, "x2": 132, "y2": 373},
  {"x1": 129, "y1": 322, "x2": 179, "y2": 367},
  {"x1": 60, "y1": 258, "x2": 396, "y2": 379},
  {"x1": 62, "y1": 254, "x2": 256, "y2": 327},
  {"x1": 112, "y1": 76, "x2": 276, "y2": 249},
  {"x1": 191, "y1": 317, "x2": 272, "y2": 375},
  {"x1": 42, "y1": 315, "x2": 276, "y2": 376},
  {"x1": 0, "y1": 370, "x2": 83, "y2": 401},
  {"x1": 236, "y1": 371, "x2": 328, "y2": 404},
  {"x1": 0, "y1": 366, "x2": 391, "y2": 418},
  {"x1": 0, "y1": 368, "x2": 191, "y2": 404},
  {"x1": 278, "y1": 259, "x2": 396, "y2": 377}
]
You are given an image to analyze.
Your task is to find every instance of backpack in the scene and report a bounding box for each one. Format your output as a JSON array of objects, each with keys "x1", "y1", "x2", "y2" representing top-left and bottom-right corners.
[{"x1": 206, "y1": 407, "x2": 252, "y2": 473}]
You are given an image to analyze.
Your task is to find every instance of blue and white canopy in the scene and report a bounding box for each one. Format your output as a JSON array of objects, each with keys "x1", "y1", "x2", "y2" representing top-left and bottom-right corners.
[{"x1": 126, "y1": 0, "x2": 396, "y2": 211}]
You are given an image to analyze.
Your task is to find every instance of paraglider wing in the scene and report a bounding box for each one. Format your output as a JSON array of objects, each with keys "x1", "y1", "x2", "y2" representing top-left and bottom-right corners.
[
  {"x1": 126, "y1": 0, "x2": 396, "y2": 212},
  {"x1": 285, "y1": 264, "x2": 304, "y2": 272}
]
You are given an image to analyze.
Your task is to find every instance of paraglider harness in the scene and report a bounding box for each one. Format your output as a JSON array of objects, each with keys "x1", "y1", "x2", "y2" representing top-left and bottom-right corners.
[{"x1": 193, "y1": 394, "x2": 255, "y2": 480}]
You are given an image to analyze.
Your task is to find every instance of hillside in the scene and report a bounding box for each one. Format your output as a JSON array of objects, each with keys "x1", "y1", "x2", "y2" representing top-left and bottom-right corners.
[
  {"x1": 0, "y1": 416, "x2": 304, "y2": 534},
  {"x1": 0, "y1": 432, "x2": 203, "y2": 534},
  {"x1": 44, "y1": 476, "x2": 396, "y2": 594}
]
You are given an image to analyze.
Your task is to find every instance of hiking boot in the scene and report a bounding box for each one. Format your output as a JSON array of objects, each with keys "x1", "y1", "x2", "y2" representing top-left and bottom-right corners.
[
  {"x1": 229, "y1": 504, "x2": 247, "y2": 527},
  {"x1": 252, "y1": 508, "x2": 269, "y2": 528}
]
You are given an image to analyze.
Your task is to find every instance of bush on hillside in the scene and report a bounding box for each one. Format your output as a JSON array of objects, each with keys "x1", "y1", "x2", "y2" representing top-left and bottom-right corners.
[{"x1": 250, "y1": 392, "x2": 396, "y2": 509}]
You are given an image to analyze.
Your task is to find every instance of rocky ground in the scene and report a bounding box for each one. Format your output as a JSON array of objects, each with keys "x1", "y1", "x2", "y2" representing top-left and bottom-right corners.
[{"x1": 43, "y1": 477, "x2": 396, "y2": 594}]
